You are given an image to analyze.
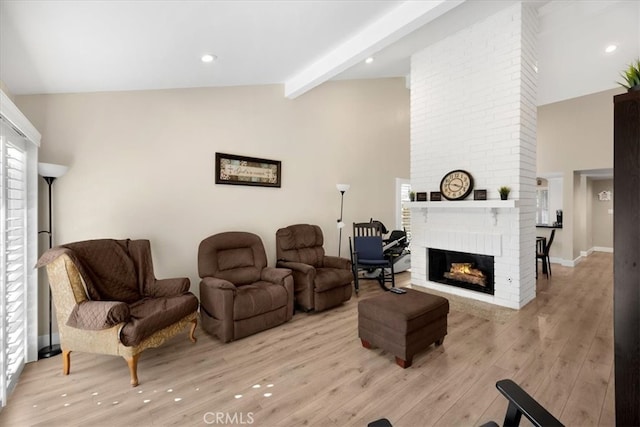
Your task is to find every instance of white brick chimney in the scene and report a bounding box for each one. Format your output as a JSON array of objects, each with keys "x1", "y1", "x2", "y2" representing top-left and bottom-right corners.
[{"x1": 409, "y1": 3, "x2": 538, "y2": 309}]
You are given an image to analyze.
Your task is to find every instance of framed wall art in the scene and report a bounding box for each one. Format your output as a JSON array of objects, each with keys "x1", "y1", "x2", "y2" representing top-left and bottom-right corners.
[{"x1": 215, "y1": 152, "x2": 281, "y2": 188}]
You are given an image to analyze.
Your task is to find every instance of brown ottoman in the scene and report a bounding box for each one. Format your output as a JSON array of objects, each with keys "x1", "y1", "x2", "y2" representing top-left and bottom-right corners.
[{"x1": 358, "y1": 288, "x2": 449, "y2": 368}]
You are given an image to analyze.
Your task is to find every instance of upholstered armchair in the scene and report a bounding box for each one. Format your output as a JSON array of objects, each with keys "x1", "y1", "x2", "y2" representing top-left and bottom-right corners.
[
  {"x1": 36, "y1": 239, "x2": 199, "y2": 387},
  {"x1": 198, "y1": 232, "x2": 294, "y2": 343},
  {"x1": 275, "y1": 224, "x2": 352, "y2": 312}
]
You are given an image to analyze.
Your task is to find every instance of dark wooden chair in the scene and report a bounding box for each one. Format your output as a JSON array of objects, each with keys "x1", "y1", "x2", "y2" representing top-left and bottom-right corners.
[
  {"x1": 536, "y1": 229, "x2": 555, "y2": 279},
  {"x1": 350, "y1": 232, "x2": 395, "y2": 294},
  {"x1": 369, "y1": 379, "x2": 563, "y2": 427},
  {"x1": 480, "y1": 379, "x2": 564, "y2": 427}
]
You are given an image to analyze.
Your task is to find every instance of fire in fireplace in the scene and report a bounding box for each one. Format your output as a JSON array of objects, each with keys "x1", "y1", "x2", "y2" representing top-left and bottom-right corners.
[
  {"x1": 444, "y1": 263, "x2": 487, "y2": 287},
  {"x1": 428, "y1": 249, "x2": 495, "y2": 295}
]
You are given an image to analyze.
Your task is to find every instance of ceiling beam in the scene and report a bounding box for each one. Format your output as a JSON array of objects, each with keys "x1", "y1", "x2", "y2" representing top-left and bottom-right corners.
[{"x1": 284, "y1": 0, "x2": 465, "y2": 99}]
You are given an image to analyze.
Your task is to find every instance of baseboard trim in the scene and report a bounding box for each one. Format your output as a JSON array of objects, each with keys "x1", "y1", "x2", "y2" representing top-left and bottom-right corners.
[
  {"x1": 549, "y1": 257, "x2": 576, "y2": 267},
  {"x1": 593, "y1": 246, "x2": 614, "y2": 253},
  {"x1": 580, "y1": 247, "x2": 614, "y2": 258},
  {"x1": 565, "y1": 256, "x2": 583, "y2": 267},
  {"x1": 536, "y1": 252, "x2": 605, "y2": 269},
  {"x1": 580, "y1": 248, "x2": 595, "y2": 258}
]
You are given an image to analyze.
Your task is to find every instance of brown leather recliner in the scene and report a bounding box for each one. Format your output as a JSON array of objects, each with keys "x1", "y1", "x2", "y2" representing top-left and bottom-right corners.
[
  {"x1": 36, "y1": 239, "x2": 199, "y2": 387},
  {"x1": 275, "y1": 224, "x2": 352, "y2": 312},
  {"x1": 198, "y1": 232, "x2": 294, "y2": 342}
]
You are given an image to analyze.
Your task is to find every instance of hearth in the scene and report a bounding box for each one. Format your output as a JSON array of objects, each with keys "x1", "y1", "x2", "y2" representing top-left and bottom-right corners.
[{"x1": 428, "y1": 248, "x2": 495, "y2": 295}]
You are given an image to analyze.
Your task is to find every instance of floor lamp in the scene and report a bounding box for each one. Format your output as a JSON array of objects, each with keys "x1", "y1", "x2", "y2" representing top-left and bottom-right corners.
[
  {"x1": 37, "y1": 162, "x2": 69, "y2": 359},
  {"x1": 336, "y1": 183, "x2": 350, "y2": 257}
]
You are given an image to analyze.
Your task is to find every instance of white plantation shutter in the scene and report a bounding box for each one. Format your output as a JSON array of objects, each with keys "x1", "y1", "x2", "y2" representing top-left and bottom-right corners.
[
  {"x1": 1, "y1": 134, "x2": 27, "y2": 406},
  {"x1": 1, "y1": 91, "x2": 40, "y2": 410},
  {"x1": 399, "y1": 182, "x2": 411, "y2": 240}
]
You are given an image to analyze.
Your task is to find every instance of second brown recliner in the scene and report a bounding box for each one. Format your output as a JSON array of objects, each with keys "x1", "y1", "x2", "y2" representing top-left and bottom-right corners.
[
  {"x1": 275, "y1": 224, "x2": 352, "y2": 312},
  {"x1": 198, "y1": 232, "x2": 294, "y2": 342}
]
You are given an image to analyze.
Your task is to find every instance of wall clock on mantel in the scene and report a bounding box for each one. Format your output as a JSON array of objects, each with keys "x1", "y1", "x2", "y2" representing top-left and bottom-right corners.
[{"x1": 440, "y1": 169, "x2": 474, "y2": 200}]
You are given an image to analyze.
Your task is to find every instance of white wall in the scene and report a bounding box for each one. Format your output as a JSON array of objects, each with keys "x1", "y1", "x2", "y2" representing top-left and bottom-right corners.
[{"x1": 16, "y1": 79, "x2": 410, "y2": 335}]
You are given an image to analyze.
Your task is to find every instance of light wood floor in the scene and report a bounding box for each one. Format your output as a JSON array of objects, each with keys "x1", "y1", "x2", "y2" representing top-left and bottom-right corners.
[{"x1": 1, "y1": 253, "x2": 614, "y2": 426}]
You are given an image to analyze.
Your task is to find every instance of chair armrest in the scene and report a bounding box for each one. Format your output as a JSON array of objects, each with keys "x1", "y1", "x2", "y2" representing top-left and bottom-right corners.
[
  {"x1": 495, "y1": 379, "x2": 564, "y2": 427},
  {"x1": 276, "y1": 260, "x2": 315, "y2": 292},
  {"x1": 200, "y1": 277, "x2": 237, "y2": 292},
  {"x1": 261, "y1": 267, "x2": 292, "y2": 285},
  {"x1": 276, "y1": 260, "x2": 314, "y2": 274},
  {"x1": 324, "y1": 256, "x2": 351, "y2": 270},
  {"x1": 199, "y1": 277, "x2": 236, "y2": 342},
  {"x1": 66, "y1": 300, "x2": 130, "y2": 330},
  {"x1": 147, "y1": 277, "x2": 191, "y2": 297}
]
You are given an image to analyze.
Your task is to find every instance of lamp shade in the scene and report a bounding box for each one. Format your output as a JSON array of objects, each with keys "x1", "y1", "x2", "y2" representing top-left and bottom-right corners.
[
  {"x1": 38, "y1": 162, "x2": 69, "y2": 178},
  {"x1": 336, "y1": 183, "x2": 350, "y2": 193}
]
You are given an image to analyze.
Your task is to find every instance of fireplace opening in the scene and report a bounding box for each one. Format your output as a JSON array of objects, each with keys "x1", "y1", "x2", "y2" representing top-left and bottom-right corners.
[{"x1": 428, "y1": 248, "x2": 495, "y2": 295}]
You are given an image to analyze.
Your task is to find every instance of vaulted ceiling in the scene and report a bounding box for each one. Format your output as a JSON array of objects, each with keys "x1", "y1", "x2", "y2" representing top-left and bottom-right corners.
[{"x1": 1, "y1": 0, "x2": 638, "y2": 105}]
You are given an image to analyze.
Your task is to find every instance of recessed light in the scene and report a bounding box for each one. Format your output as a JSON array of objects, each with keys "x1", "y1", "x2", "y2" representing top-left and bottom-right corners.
[
  {"x1": 365, "y1": 57, "x2": 374, "y2": 64},
  {"x1": 605, "y1": 44, "x2": 617, "y2": 53},
  {"x1": 201, "y1": 54, "x2": 216, "y2": 63}
]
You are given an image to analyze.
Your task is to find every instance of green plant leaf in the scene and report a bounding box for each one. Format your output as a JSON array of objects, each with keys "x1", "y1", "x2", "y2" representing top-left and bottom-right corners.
[{"x1": 617, "y1": 59, "x2": 640, "y2": 89}]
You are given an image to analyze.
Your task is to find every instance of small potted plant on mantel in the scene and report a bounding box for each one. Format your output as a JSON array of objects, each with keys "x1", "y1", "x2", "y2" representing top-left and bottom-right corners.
[
  {"x1": 618, "y1": 59, "x2": 640, "y2": 92},
  {"x1": 409, "y1": 191, "x2": 416, "y2": 202},
  {"x1": 499, "y1": 186, "x2": 511, "y2": 200}
]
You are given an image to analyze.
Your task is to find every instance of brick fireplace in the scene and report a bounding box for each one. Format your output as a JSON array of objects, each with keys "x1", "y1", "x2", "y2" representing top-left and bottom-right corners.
[{"x1": 408, "y1": 3, "x2": 538, "y2": 309}]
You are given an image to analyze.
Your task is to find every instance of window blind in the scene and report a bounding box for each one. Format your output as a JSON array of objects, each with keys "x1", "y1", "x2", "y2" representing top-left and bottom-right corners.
[
  {"x1": 400, "y1": 182, "x2": 411, "y2": 240},
  {"x1": 1, "y1": 130, "x2": 28, "y2": 407},
  {"x1": 0, "y1": 91, "x2": 40, "y2": 410}
]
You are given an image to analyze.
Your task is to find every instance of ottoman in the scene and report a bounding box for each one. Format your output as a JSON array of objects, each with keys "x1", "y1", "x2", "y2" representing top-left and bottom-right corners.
[{"x1": 358, "y1": 288, "x2": 449, "y2": 368}]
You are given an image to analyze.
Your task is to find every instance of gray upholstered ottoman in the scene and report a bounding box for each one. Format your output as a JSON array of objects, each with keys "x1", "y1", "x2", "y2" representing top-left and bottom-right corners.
[{"x1": 358, "y1": 288, "x2": 449, "y2": 368}]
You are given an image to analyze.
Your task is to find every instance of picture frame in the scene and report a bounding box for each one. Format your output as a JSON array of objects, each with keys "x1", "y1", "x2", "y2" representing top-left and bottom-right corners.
[
  {"x1": 416, "y1": 192, "x2": 428, "y2": 202},
  {"x1": 215, "y1": 152, "x2": 281, "y2": 188},
  {"x1": 430, "y1": 191, "x2": 442, "y2": 201},
  {"x1": 474, "y1": 189, "x2": 487, "y2": 200}
]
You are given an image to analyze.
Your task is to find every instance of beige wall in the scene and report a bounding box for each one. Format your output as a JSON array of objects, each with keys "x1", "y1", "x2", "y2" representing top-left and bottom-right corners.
[
  {"x1": 538, "y1": 88, "x2": 620, "y2": 173},
  {"x1": 573, "y1": 172, "x2": 588, "y2": 259},
  {"x1": 16, "y1": 79, "x2": 410, "y2": 335},
  {"x1": 590, "y1": 179, "x2": 614, "y2": 249},
  {"x1": 537, "y1": 87, "x2": 623, "y2": 263},
  {"x1": 586, "y1": 177, "x2": 594, "y2": 251}
]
